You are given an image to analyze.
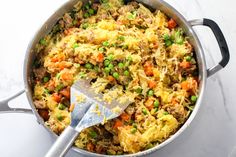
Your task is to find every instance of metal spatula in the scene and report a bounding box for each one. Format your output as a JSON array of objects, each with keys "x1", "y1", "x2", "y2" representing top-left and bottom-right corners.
[{"x1": 45, "y1": 78, "x2": 132, "y2": 157}]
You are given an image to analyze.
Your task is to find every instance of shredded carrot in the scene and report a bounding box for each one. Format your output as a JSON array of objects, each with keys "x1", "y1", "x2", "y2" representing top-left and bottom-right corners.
[
  {"x1": 52, "y1": 93, "x2": 61, "y2": 103},
  {"x1": 87, "y1": 142, "x2": 95, "y2": 152},
  {"x1": 168, "y1": 18, "x2": 177, "y2": 29},
  {"x1": 69, "y1": 103, "x2": 75, "y2": 112},
  {"x1": 180, "y1": 61, "x2": 191, "y2": 69},
  {"x1": 97, "y1": 53, "x2": 104, "y2": 63},
  {"x1": 60, "y1": 87, "x2": 70, "y2": 99},
  {"x1": 148, "y1": 80, "x2": 157, "y2": 89},
  {"x1": 113, "y1": 119, "x2": 123, "y2": 129},
  {"x1": 120, "y1": 112, "x2": 130, "y2": 122}
]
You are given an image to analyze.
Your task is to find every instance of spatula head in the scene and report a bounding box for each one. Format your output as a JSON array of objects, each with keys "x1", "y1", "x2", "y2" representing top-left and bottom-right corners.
[{"x1": 70, "y1": 78, "x2": 132, "y2": 132}]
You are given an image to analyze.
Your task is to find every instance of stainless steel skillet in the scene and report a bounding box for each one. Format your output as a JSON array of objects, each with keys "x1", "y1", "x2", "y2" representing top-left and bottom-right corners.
[{"x1": 0, "y1": 0, "x2": 230, "y2": 156}]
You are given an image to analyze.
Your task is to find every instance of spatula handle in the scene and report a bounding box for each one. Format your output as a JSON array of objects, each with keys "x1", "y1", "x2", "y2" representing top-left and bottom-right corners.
[{"x1": 45, "y1": 126, "x2": 79, "y2": 157}]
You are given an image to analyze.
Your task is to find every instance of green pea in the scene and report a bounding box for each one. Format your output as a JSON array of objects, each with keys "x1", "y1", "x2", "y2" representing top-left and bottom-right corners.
[
  {"x1": 113, "y1": 72, "x2": 119, "y2": 79},
  {"x1": 72, "y1": 20, "x2": 77, "y2": 26},
  {"x1": 104, "y1": 60, "x2": 110, "y2": 67},
  {"x1": 84, "y1": 3, "x2": 90, "y2": 10},
  {"x1": 163, "y1": 34, "x2": 170, "y2": 40},
  {"x1": 94, "y1": 66, "x2": 99, "y2": 72},
  {"x1": 58, "y1": 104, "x2": 66, "y2": 110},
  {"x1": 124, "y1": 70, "x2": 129, "y2": 76},
  {"x1": 132, "y1": 123, "x2": 138, "y2": 128},
  {"x1": 118, "y1": 36, "x2": 125, "y2": 41},
  {"x1": 39, "y1": 38, "x2": 46, "y2": 45},
  {"x1": 165, "y1": 40, "x2": 172, "y2": 47},
  {"x1": 104, "y1": 67, "x2": 110, "y2": 74},
  {"x1": 43, "y1": 76, "x2": 49, "y2": 83},
  {"x1": 108, "y1": 63, "x2": 114, "y2": 69},
  {"x1": 122, "y1": 45, "x2": 128, "y2": 49},
  {"x1": 186, "y1": 56, "x2": 192, "y2": 61},
  {"x1": 191, "y1": 95, "x2": 198, "y2": 102},
  {"x1": 175, "y1": 31, "x2": 184, "y2": 45},
  {"x1": 131, "y1": 128, "x2": 137, "y2": 134},
  {"x1": 127, "y1": 56, "x2": 132, "y2": 61},
  {"x1": 145, "y1": 143, "x2": 154, "y2": 149},
  {"x1": 88, "y1": 9, "x2": 95, "y2": 15},
  {"x1": 79, "y1": 72, "x2": 86, "y2": 78},
  {"x1": 163, "y1": 111, "x2": 169, "y2": 115},
  {"x1": 116, "y1": 151, "x2": 124, "y2": 155},
  {"x1": 89, "y1": 131, "x2": 97, "y2": 138},
  {"x1": 44, "y1": 89, "x2": 50, "y2": 95},
  {"x1": 142, "y1": 108, "x2": 148, "y2": 115},
  {"x1": 81, "y1": 23, "x2": 89, "y2": 29},
  {"x1": 176, "y1": 38, "x2": 184, "y2": 45},
  {"x1": 154, "y1": 100, "x2": 159, "y2": 108},
  {"x1": 56, "y1": 113, "x2": 63, "y2": 121},
  {"x1": 147, "y1": 90, "x2": 154, "y2": 96},
  {"x1": 83, "y1": 12, "x2": 90, "y2": 18},
  {"x1": 99, "y1": 47, "x2": 105, "y2": 52},
  {"x1": 75, "y1": 63, "x2": 80, "y2": 68},
  {"x1": 118, "y1": 62, "x2": 124, "y2": 68},
  {"x1": 73, "y1": 43, "x2": 79, "y2": 49},
  {"x1": 135, "y1": 88, "x2": 142, "y2": 94},
  {"x1": 85, "y1": 63, "x2": 93, "y2": 69},
  {"x1": 107, "y1": 54, "x2": 113, "y2": 61},
  {"x1": 103, "y1": 41, "x2": 109, "y2": 47},
  {"x1": 55, "y1": 84, "x2": 64, "y2": 92}
]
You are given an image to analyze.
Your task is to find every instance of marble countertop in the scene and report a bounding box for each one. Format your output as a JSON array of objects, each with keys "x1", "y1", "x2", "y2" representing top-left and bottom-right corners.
[{"x1": 0, "y1": 0, "x2": 236, "y2": 157}]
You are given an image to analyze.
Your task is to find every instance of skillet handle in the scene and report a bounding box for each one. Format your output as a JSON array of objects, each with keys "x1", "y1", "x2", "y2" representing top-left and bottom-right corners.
[
  {"x1": 189, "y1": 18, "x2": 230, "y2": 77},
  {"x1": 45, "y1": 126, "x2": 79, "y2": 157},
  {"x1": 0, "y1": 89, "x2": 32, "y2": 114}
]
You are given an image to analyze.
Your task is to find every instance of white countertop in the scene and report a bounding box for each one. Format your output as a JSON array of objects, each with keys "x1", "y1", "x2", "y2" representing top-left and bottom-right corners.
[{"x1": 0, "y1": 0, "x2": 236, "y2": 157}]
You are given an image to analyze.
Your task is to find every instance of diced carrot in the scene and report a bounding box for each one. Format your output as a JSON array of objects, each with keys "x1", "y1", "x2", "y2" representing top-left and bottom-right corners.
[
  {"x1": 148, "y1": 80, "x2": 157, "y2": 89},
  {"x1": 181, "y1": 81, "x2": 190, "y2": 91},
  {"x1": 69, "y1": 103, "x2": 75, "y2": 112},
  {"x1": 51, "y1": 54, "x2": 65, "y2": 63},
  {"x1": 97, "y1": 53, "x2": 104, "y2": 63},
  {"x1": 180, "y1": 61, "x2": 191, "y2": 69},
  {"x1": 60, "y1": 87, "x2": 70, "y2": 99},
  {"x1": 144, "y1": 61, "x2": 154, "y2": 76},
  {"x1": 52, "y1": 93, "x2": 62, "y2": 103},
  {"x1": 64, "y1": 28, "x2": 74, "y2": 36},
  {"x1": 171, "y1": 98, "x2": 178, "y2": 104},
  {"x1": 51, "y1": 57, "x2": 59, "y2": 62},
  {"x1": 107, "y1": 76, "x2": 115, "y2": 82},
  {"x1": 168, "y1": 18, "x2": 177, "y2": 29},
  {"x1": 61, "y1": 72, "x2": 73, "y2": 81},
  {"x1": 113, "y1": 119, "x2": 123, "y2": 129},
  {"x1": 153, "y1": 42, "x2": 159, "y2": 49},
  {"x1": 47, "y1": 80, "x2": 55, "y2": 91},
  {"x1": 120, "y1": 112, "x2": 130, "y2": 122},
  {"x1": 87, "y1": 142, "x2": 95, "y2": 152},
  {"x1": 145, "y1": 97, "x2": 155, "y2": 110}
]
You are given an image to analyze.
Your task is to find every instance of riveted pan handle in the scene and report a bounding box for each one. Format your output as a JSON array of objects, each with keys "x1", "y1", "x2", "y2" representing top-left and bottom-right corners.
[
  {"x1": 189, "y1": 19, "x2": 230, "y2": 77},
  {"x1": 0, "y1": 89, "x2": 32, "y2": 114}
]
